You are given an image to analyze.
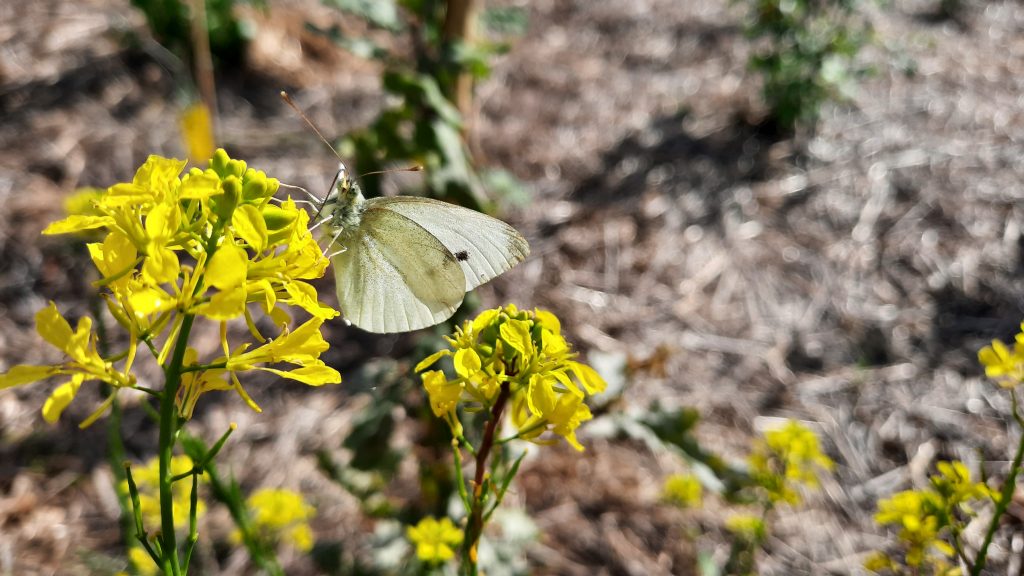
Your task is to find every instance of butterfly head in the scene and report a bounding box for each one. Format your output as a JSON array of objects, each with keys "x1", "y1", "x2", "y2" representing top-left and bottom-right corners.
[{"x1": 320, "y1": 162, "x2": 366, "y2": 232}]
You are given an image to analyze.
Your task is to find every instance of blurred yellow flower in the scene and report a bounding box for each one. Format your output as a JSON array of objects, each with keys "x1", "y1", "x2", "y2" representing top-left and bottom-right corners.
[
  {"x1": 235, "y1": 488, "x2": 316, "y2": 552},
  {"x1": 662, "y1": 473, "x2": 702, "y2": 508},
  {"x1": 979, "y1": 333, "x2": 1024, "y2": 387},
  {"x1": 748, "y1": 420, "x2": 833, "y2": 505},
  {"x1": 871, "y1": 460, "x2": 991, "y2": 573},
  {"x1": 128, "y1": 546, "x2": 158, "y2": 576},
  {"x1": 407, "y1": 516, "x2": 464, "y2": 564},
  {"x1": 725, "y1": 514, "x2": 766, "y2": 543},
  {"x1": 180, "y1": 102, "x2": 215, "y2": 164}
]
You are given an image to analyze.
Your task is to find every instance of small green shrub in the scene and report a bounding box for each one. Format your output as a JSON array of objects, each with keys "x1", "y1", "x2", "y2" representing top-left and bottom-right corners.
[
  {"x1": 314, "y1": 0, "x2": 527, "y2": 209},
  {"x1": 131, "y1": 0, "x2": 261, "y2": 67},
  {"x1": 741, "y1": 0, "x2": 873, "y2": 132}
]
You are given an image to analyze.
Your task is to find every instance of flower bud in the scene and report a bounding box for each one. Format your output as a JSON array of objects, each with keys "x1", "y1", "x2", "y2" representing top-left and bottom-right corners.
[
  {"x1": 243, "y1": 174, "x2": 268, "y2": 202},
  {"x1": 215, "y1": 176, "x2": 242, "y2": 221}
]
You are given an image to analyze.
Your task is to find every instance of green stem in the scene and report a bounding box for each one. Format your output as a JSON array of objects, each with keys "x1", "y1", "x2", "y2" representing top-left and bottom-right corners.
[
  {"x1": 171, "y1": 424, "x2": 236, "y2": 482},
  {"x1": 94, "y1": 255, "x2": 145, "y2": 287},
  {"x1": 181, "y1": 434, "x2": 283, "y2": 576},
  {"x1": 90, "y1": 291, "x2": 135, "y2": 549},
  {"x1": 452, "y1": 439, "x2": 471, "y2": 511},
  {"x1": 180, "y1": 362, "x2": 227, "y2": 373},
  {"x1": 209, "y1": 464, "x2": 284, "y2": 576},
  {"x1": 970, "y1": 390, "x2": 1024, "y2": 576},
  {"x1": 183, "y1": 470, "x2": 199, "y2": 572},
  {"x1": 158, "y1": 313, "x2": 197, "y2": 575},
  {"x1": 482, "y1": 449, "x2": 525, "y2": 524},
  {"x1": 125, "y1": 463, "x2": 160, "y2": 565}
]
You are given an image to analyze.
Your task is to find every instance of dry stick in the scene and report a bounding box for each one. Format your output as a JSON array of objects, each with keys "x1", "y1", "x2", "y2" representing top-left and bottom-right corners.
[
  {"x1": 442, "y1": 0, "x2": 479, "y2": 123},
  {"x1": 464, "y1": 382, "x2": 512, "y2": 571},
  {"x1": 190, "y1": 0, "x2": 217, "y2": 133}
]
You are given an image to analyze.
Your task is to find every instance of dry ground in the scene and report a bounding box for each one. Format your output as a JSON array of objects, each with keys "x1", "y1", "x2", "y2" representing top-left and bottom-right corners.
[{"x1": 2, "y1": 0, "x2": 1024, "y2": 574}]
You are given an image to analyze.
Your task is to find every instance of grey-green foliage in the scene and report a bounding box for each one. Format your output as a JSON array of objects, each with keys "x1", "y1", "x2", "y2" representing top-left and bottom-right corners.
[
  {"x1": 743, "y1": 0, "x2": 873, "y2": 131},
  {"x1": 130, "y1": 0, "x2": 262, "y2": 67},
  {"x1": 313, "y1": 0, "x2": 528, "y2": 209}
]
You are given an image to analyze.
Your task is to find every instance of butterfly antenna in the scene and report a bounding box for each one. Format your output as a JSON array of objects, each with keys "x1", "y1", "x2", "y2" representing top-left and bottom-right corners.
[
  {"x1": 357, "y1": 165, "x2": 423, "y2": 179},
  {"x1": 309, "y1": 167, "x2": 343, "y2": 225},
  {"x1": 280, "y1": 91, "x2": 344, "y2": 163}
]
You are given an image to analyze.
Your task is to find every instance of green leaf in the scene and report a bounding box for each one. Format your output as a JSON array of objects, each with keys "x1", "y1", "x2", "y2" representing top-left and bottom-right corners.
[
  {"x1": 481, "y1": 7, "x2": 528, "y2": 37},
  {"x1": 322, "y1": 0, "x2": 403, "y2": 31}
]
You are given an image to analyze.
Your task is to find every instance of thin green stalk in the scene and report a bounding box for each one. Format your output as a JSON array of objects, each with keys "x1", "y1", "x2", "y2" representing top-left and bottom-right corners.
[
  {"x1": 158, "y1": 313, "x2": 197, "y2": 575},
  {"x1": 180, "y1": 362, "x2": 227, "y2": 373},
  {"x1": 125, "y1": 463, "x2": 160, "y2": 564},
  {"x1": 94, "y1": 256, "x2": 145, "y2": 287},
  {"x1": 455, "y1": 432, "x2": 477, "y2": 458},
  {"x1": 90, "y1": 291, "x2": 135, "y2": 549},
  {"x1": 182, "y1": 434, "x2": 284, "y2": 576},
  {"x1": 970, "y1": 390, "x2": 1024, "y2": 576},
  {"x1": 172, "y1": 424, "x2": 235, "y2": 482},
  {"x1": 452, "y1": 438, "x2": 471, "y2": 511},
  {"x1": 183, "y1": 470, "x2": 199, "y2": 572},
  {"x1": 108, "y1": 395, "x2": 133, "y2": 541},
  {"x1": 482, "y1": 449, "x2": 525, "y2": 524}
]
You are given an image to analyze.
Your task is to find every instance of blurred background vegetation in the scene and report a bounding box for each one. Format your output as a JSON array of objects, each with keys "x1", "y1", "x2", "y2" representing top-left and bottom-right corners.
[{"x1": 2, "y1": 0, "x2": 1023, "y2": 573}]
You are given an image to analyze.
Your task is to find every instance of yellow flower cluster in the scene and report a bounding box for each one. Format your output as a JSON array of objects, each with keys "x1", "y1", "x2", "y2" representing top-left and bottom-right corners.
[
  {"x1": 725, "y1": 514, "x2": 767, "y2": 543},
  {"x1": 867, "y1": 461, "x2": 992, "y2": 574},
  {"x1": 748, "y1": 420, "x2": 834, "y2": 505},
  {"x1": 0, "y1": 150, "x2": 340, "y2": 423},
  {"x1": 978, "y1": 325, "x2": 1024, "y2": 388},
  {"x1": 119, "y1": 455, "x2": 206, "y2": 534},
  {"x1": 415, "y1": 305, "x2": 606, "y2": 451},
  {"x1": 128, "y1": 546, "x2": 159, "y2": 576},
  {"x1": 236, "y1": 488, "x2": 316, "y2": 552},
  {"x1": 406, "y1": 516, "x2": 464, "y2": 564},
  {"x1": 662, "y1": 473, "x2": 703, "y2": 508}
]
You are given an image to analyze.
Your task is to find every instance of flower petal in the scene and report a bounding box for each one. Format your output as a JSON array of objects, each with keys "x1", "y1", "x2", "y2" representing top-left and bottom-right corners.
[{"x1": 0, "y1": 364, "x2": 61, "y2": 389}]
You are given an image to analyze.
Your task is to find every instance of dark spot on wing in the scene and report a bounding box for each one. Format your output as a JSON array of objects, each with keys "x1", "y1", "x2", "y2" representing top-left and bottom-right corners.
[{"x1": 455, "y1": 250, "x2": 469, "y2": 261}]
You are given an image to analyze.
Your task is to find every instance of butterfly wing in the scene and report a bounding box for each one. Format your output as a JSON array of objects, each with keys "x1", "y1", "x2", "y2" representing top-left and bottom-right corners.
[
  {"x1": 368, "y1": 196, "x2": 530, "y2": 291},
  {"x1": 331, "y1": 205, "x2": 467, "y2": 333}
]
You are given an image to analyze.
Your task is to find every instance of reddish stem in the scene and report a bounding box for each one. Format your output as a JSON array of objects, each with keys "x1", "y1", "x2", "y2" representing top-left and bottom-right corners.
[{"x1": 464, "y1": 381, "x2": 511, "y2": 570}]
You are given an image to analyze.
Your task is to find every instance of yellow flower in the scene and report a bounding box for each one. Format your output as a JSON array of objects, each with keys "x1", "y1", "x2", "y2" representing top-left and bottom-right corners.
[
  {"x1": 180, "y1": 102, "x2": 215, "y2": 163},
  {"x1": 0, "y1": 302, "x2": 135, "y2": 424},
  {"x1": 748, "y1": 420, "x2": 833, "y2": 504},
  {"x1": 236, "y1": 488, "x2": 316, "y2": 552},
  {"x1": 979, "y1": 337, "x2": 1024, "y2": 387},
  {"x1": 422, "y1": 369, "x2": 465, "y2": 436},
  {"x1": 407, "y1": 516, "x2": 464, "y2": 564},
  {"x1": 662, "y1": 473, "x2": 703, "y2": 508},
  {"x1": 871, "y1": 460, "x2": 990, "y2": 573},
  {"x1": 128, "y1": 546, "x2": 158, "y2": 576},
  {"x1": 725, "y1": 514, "x2": 766, "y2": 543},
  {"x1": 416, "y1": 306, "x2": 605, "y2": 451},
  {"x1": 6, "y1": 149, "x2": 341, "y2": 422},
  {"x1": 177, "y1": 348, "x2": 231, "y2": 420},
  {"x1": 218, "y1": 317, "x2": 341, "y2": 412}
]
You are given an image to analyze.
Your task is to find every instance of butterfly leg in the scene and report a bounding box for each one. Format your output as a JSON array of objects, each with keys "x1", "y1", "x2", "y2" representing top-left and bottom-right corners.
[
  {"x1": 322, "y1": 224, "x2": 346, "y2": 258},
  {"x1": 276, "y1": 182, "x2": 323, "y2": 205}
]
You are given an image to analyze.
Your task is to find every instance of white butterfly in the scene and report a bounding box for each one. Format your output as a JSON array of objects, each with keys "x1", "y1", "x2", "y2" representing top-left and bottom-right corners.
[{"x1": 314, "y1": 163, "x2": 530, "y2": 334}]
